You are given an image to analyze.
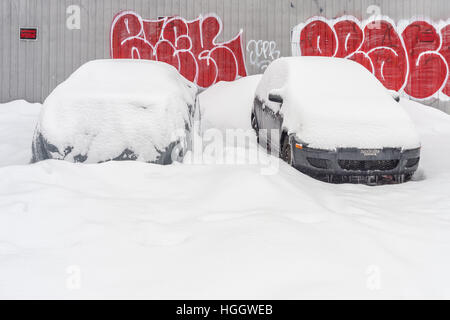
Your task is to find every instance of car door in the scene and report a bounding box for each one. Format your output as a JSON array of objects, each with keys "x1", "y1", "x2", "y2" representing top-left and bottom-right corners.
[
  {"x1": 253, "y1": 97, "x2": 267, "y2": 146},
  {"x1": 254, "y1": 96, "x2": 283, "y2": 153},
  {"x1": 254, "y1": 89, "x2": 285, "y2": 151},
  {"x1": 266, "y1": 104, "x2": 283, "y2": 155}
]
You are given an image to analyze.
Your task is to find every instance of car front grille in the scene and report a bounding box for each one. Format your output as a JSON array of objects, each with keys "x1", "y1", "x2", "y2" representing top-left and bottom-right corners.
[{"x1": 338, "y1": 159, "x2": 399, "y2": 171}]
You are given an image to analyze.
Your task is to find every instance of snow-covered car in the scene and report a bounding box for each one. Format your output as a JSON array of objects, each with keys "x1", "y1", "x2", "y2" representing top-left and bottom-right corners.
[
  {"x1": 32, "y1": 59, "x2": 197, "y2": 164},
  {"x1": 251, "y1": 57, "x2": 421, "y2": 184}
]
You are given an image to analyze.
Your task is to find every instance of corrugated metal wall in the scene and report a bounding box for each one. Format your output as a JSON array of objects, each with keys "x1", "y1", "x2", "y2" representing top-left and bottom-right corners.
[{"x1": 1, "y1": 0, "x2": 449, "y2": 112}]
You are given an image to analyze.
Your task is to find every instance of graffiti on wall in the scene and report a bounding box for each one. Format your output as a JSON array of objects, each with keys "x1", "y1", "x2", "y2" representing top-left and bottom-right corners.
[
  {"x1": 111, "y1": 11, "x2": 247, "y2": 88},
  {"x1": 292, "y1": 16, "x2": 450, "y2": 100},
  {"x1": 246, "y1": 40, "x2": 281, "y2": 71}
]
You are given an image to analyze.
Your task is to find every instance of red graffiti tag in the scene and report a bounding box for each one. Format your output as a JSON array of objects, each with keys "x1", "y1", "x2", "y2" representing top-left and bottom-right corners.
[
  {"x1": 402, "y1": 21, "x2": 447, "y2": 99},
  {"x1": 110, "y1": 11, "x2": 247, "y2": 88},
  {"x1": 439, "y1": 24, "x2": 450, "y2": 97},
  {"x1": 294, "y1": 17, "x2": 450, "y2": 100}
]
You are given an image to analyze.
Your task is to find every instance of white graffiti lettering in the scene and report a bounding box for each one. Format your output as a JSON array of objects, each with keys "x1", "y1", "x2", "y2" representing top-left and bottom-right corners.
[{"x1": 246, "y1": 40, "x2": 281, "y2": 71}]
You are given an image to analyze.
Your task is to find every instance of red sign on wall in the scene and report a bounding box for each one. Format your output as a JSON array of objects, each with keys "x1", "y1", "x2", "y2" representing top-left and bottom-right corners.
[{"x1": 20, "y1": 28, "x2": 38, "y2": 40}]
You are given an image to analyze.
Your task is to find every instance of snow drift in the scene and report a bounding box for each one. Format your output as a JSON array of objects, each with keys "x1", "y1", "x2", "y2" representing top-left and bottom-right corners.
[
  {"x1": 0, "y1": 100, "x2": 41, "y2": 167},
  {"x1": 0, "y1": 93, "x2": 450, "y2": 298},
  {"x1": 0, "y1": 64, "x2": 449, "y2": 298},
  {"x1": 256, "y1": 57, "x2": 421, "y2": 150},
  {"x1": 32, "y1": 59, "x2": 198, "y2": 164},
  {"x1": 197, "y1": 75, "x2": 262, "y2": 132}
]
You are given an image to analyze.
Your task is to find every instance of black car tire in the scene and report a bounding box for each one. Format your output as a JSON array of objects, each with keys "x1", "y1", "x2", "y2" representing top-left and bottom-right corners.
[{"x1": 280, "y1": 134, "x2": 292, "y2": 165}]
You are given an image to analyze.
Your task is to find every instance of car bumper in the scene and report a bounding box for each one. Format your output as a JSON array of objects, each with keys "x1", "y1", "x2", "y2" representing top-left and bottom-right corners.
[{"x1": 291, "y1": 138, "x2": 420, "y2": 184}]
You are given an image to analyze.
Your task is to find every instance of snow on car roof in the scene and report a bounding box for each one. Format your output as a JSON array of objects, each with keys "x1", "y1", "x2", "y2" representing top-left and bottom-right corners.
[
  {"x1": 256, "y1": 57, "x2": 420, "y2": 150},
  {"x1": 45, "y1": 59, "x2": 197, "y2": 108}
]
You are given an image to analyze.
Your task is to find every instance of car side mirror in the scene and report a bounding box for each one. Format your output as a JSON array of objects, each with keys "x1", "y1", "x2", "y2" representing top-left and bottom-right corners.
[
  {"x1": 388, "y1": 90, "x2": 400, "y2": 103},
  {"x1": 268, "y1": 93, "x2": 283, "y2": 104}
]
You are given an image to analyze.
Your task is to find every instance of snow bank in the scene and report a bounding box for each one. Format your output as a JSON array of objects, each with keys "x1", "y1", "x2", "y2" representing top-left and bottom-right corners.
[
  {"x1": 401, "y1": 98, "x2": 450, "y2": 136},
  {"x1": 1, "y1": 140, "x2": 450, "y2": 298},
  {"x1": 0, "y1": 94, "x2": 450, "y2": 299},
  {"x1": 197, "y1": 75, "x2": 262, "y2": 132},
  {"x1": 256, "y1": 57, "x2": 421, "y2": 150},
  {"x1": 0, "y1": 100, "x2": 41, "y2": 166},
  {"x1": 33, "y1": 59, "x2": 198, "y2": 163},
  {"x1": 400, "y1": 98, "x2": 450, "y2": 178}
]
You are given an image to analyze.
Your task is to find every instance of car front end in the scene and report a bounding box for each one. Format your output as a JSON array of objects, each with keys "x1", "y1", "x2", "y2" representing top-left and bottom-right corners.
[{"x1": 290, "y1": 136, "x2": 420, "y2": 185}]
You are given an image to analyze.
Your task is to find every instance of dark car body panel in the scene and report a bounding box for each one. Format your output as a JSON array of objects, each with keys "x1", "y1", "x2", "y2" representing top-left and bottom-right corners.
[{"x1": 253, "y1": 96, "x2": 283, "y2": 154}]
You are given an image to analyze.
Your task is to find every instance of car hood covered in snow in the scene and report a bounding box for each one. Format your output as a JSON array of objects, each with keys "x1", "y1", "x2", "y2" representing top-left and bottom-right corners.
[
  {"x1": 35, "y1": 59, "x2": 198, "y2": 163},
  {"x1": 256, "y1": 57, "x2": 421, "y2": 150}
]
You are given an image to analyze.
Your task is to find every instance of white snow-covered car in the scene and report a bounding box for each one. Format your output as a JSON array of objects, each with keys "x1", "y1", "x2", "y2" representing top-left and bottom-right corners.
[
  {"x1": 251, "y1": 57, "x2": 421, "y2": 184},
  {"x1": 32, "y1": 59, "x2": 197, "y2": 164}
]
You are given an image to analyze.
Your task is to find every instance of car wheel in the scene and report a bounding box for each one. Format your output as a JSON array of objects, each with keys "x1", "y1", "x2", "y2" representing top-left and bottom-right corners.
[
  {"x1": 251, "y1": 112, "x2": 259, "y2": 143},
  {"x1": 280, "y1": 134, "x2": 292, "y2": 165}
]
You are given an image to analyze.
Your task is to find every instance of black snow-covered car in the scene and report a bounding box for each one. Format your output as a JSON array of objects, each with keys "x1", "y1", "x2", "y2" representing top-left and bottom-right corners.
[
  {"x1": 32, "y1": 59, "x2": 197, "y2": 164},
  {"x1": 251, "y1": 57, "x2": 421, "y2": 185}
]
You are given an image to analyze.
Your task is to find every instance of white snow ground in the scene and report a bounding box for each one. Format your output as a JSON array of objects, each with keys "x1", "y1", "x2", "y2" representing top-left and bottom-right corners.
[
  {"x1": 0, "y1": 93, "x2": 450, "y2": 299},
  {"x1": 0, "y1": 100, "x2": 41, "y2": 167}
]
